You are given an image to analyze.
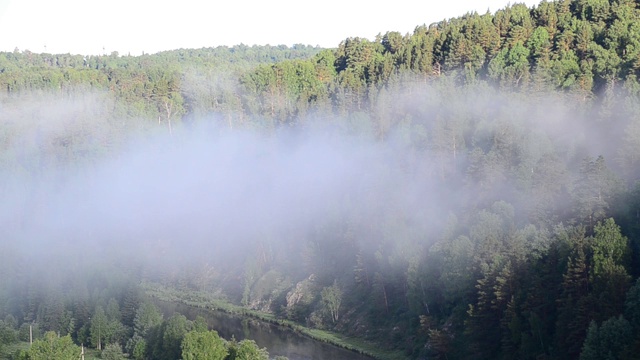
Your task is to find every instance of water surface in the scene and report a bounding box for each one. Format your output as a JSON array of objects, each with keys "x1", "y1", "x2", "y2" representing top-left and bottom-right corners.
[{"x1": 154, "y1": 300, "x2": 376, "y2": 360}]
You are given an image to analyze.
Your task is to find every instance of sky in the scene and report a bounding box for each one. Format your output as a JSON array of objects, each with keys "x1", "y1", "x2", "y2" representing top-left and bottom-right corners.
[{"x1": 0, "y1": 0, "x2": 540, "y2": 56}]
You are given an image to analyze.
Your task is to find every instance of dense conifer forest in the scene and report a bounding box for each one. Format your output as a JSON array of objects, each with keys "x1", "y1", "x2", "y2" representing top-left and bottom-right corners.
[{"x1": 3, "y1": 0, "x2": 640, "y2": 359}]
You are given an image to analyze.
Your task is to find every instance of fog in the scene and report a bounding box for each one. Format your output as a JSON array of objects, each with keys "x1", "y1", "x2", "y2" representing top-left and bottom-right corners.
[{"x1": 0, "y1": 82, "x2": 636, "y2": 291}]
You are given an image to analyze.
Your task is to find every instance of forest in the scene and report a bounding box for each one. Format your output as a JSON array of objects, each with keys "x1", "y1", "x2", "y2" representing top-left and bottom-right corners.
[{"x1": 2, "y1": 0, "x2": 640, "y2": 359}]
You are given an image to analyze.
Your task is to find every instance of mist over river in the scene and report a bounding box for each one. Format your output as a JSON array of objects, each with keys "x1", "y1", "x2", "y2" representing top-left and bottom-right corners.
[{"x1": 154, "y1": 300, "x2": 376, "y2": 360}]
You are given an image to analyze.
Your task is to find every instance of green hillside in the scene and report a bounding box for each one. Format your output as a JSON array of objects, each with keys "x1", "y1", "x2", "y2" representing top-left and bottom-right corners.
[{"x1": 2, "y1": 1, "x2": 640, "y2": 359}]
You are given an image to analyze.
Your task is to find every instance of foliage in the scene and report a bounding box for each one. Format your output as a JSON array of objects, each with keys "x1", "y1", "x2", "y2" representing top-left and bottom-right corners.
[
  {"x1": 580, "y1": 316, "x2": 633, "y2": 360},
  {"x1": 320, "y1": 281, "x2": 343, "y2": 324},
  {"x1": 27, "y1": 331, "x2": 80, "y2": 360},
  {"x1": 3, "y1": 1, "x2": 640, "y2": 360},
  {"x1": 226, "y1": 339, "x2": 269, "y2": 360},
  {"x1": 181, "y1": 330, "x2": 227, "y2": 360},
  {"x1": 101, "y1": 343, "x2": 126, "y2": 360}
]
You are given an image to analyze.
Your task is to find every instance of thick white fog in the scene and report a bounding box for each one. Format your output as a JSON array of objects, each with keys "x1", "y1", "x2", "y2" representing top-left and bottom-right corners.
[{"x1": 0, "y1": 84, "x2": 636, "y2": 280}]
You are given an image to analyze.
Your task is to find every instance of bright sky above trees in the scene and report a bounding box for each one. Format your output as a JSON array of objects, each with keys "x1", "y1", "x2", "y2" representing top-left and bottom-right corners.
[{"x1": 0, "y1": 0, "x2": 539, "y2": 55}]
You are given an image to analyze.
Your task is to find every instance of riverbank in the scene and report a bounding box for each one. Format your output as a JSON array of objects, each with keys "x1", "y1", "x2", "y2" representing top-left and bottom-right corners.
[{"x1": 141, "y1": 282, "x2": 405, "y2": 360}]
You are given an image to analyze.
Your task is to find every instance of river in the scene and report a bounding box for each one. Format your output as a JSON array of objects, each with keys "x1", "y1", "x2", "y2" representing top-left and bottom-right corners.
[{"x1": 154, "y1": 300, "x2": 377, "y2": 360}]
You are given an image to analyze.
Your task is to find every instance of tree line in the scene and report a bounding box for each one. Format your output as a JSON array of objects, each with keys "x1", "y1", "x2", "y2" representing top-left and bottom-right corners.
[
  {"x1": 0, "y1": 278, "x2": 281, "y2": 360},
  {"x1": 3, "y1": 0, "x2": 640, "y2": 130}
]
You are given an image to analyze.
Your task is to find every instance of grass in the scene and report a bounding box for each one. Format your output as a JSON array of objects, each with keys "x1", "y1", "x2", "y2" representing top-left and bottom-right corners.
[{"x1": 141, "y1": 282, "x2": 406, "y2": 360}]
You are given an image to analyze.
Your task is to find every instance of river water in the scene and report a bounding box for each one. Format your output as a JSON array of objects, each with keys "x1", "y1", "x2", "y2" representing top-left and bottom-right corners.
[{"x1": 154, "y1": 300, "x2": 376, "y2": 360}]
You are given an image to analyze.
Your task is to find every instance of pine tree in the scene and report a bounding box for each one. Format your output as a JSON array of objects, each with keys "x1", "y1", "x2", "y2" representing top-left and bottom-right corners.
[{"x1": 556, "y1": 239, "x2": 592, "y2": 358}]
